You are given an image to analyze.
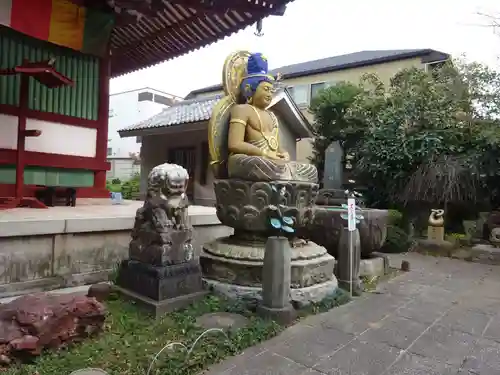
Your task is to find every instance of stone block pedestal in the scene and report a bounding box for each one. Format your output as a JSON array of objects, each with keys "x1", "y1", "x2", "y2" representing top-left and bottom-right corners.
[{"x1": 116, "y1": 260, "x2": 207, "y2": 318}]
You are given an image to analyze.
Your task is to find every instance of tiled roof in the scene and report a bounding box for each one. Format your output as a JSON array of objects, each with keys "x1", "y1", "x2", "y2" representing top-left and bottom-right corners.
[
  {"x1": 103, "y1": 0, "x2": 293, "y2": 78},
  {"x1": 120, "y1": 94, "x2": 223, "y2": 132},
  {"x1": 186, "y1": 48, "x2": 450, "y2": 98}
]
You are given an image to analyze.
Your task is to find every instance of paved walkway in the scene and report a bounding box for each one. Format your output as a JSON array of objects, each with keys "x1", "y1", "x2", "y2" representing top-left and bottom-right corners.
[{"x1": 204, "y1": 253, "x2": 500, "y2": 375}]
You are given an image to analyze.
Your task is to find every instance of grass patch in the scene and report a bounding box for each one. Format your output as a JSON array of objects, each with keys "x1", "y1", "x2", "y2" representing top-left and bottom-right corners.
[
  {"x1": 361, "y1": 267, "x2": 401, "y2": 292},
  {"x1": 5, "y1": 289, "x2": 349, "y2": 375}
]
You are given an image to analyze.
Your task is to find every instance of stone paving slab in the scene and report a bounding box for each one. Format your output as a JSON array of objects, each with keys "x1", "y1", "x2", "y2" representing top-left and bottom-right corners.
[
  {"x1": 272, "y1": 326, "x2": 355, "y2": 368},
  {"x1": 203, "y1": 253, "x2": 500, "y2": 375}
]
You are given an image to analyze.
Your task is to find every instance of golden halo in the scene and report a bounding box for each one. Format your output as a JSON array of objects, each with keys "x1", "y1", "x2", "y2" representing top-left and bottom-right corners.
[{"x1": 222, "y1": 50, "x2": 251, "y2": 102}]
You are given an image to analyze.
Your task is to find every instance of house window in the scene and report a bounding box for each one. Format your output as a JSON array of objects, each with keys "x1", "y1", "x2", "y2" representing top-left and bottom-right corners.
[
  {"x1": 107, "y1": 147, "x2": 112, "y2": 156},
  {"x1": 138, "y1": 91, "x2": 153, "y2": 102},
  {"x1": 154, "y1": 94, "x2": 173, "y2": 106},
  {"x1": 310, "y1": 82, "x2": 327, "y2": 101},
  {"x1": 288, "y1": 84, "x2": 309, "y2": 106}
]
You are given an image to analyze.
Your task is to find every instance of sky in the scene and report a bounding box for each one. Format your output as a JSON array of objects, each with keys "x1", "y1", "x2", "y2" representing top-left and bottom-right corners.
[{"x1": 109, "y1": 0, "x2": 500, "y2": 98}]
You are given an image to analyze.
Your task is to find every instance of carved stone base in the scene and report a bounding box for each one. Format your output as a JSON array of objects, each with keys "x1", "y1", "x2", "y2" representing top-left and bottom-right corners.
[
  {"x1": 417, "y1": 239, "x2": 454, "y2": 255},
  {"x1": 116, "y1": 260, "x2": 204, "y2": 302},
  {"x1": 201, "y1": 237, "x2": 335, "y2": 289},
  {"x1": 214, "y1": 179, "x2": 318, "y2": 233},
  {"x1": 203, "y1": 278, "x2": 338, "y2": 307},
  {"x1": 129, "y1": 228, "x2": 194, "y2": 266}
]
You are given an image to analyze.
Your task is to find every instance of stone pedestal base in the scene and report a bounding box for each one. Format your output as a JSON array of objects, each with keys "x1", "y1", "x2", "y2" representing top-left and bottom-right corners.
[
  {"x1": 116, "y1": 260, "x2": 206, "y2": 317},
  {"x1": 417, "y1": 239, "x2": 454, "y2": 255},
  {"x1": 257, "y1": 303, "x2": 297, "y2": 325},
  {"x1": 203, "y1": 278, "x2": 338, "y2": 307},
  {"x1": 359, "y1": 256, "x2": 388, "y2": 277},
  {"x1": 114, "y1": 285, "x2": 207, "y2": 318},
  {"x1": 201, "y1": 237, "x2": 335, "y2": 288},
  {"x1": 201, "y1": 236, "x2": 337, "y2": 307}
]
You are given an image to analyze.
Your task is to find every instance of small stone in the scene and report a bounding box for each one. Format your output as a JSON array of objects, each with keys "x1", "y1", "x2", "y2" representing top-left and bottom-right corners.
[
  {"x1": 401, "y1": 260, "x2": 410, "y2": 272},
  {"x1": 10, "y1": 335, "x2": 39, "y2": 352},
  {"x1": 87, "y1": 283, "x2": 112, "y2": 302},
  {"x1": 69, "y1": 369, "x2": 109, "y2": 375},
  {"x1": 196, "y1": 312, "x2": 249, "y2": 331},
  {"x1": 0, "y1": 321, "x2": 22, "y2": 344},
  {"x1": 0, "y1": 354, "x2": 10, "y2": 365}
]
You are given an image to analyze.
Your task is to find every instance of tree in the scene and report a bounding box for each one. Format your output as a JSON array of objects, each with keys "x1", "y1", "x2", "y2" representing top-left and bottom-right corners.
[
  {"x1": 357, "y1": 61, "x2": 500, "y2": 208},
  {"x1": 310, "y1": 58, "x2": 500, "y2": 210},
  {"x1": 309, "y1": 82, "x2": 364, "y2": 184}
]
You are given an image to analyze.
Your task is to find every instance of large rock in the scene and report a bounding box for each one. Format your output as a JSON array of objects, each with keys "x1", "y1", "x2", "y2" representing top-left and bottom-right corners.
[{"x1": 0, "y1": 293, "x2": 105, "y2": 364}]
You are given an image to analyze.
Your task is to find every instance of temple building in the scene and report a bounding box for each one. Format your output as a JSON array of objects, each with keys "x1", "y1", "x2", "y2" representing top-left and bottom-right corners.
[
  {"x1": 0, "y1": 0, "x2": 291, "y2": 208},
  {"x1": 119, "y1": 89, "x2": 313, "y2": 206}
]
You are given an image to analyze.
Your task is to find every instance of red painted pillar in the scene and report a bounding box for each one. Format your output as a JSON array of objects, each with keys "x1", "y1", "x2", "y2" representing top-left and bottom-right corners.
[
  {"x1": 15, "y1": 74, "x2": 29, "y2": 199},
  {"x1": 93, "y1": 51, "x2": 111, "y2": 195}
]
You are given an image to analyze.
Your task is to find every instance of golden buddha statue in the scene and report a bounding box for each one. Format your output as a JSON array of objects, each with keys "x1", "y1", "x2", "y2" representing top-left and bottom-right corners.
[{"x1": 208, "y1": 51, "x2": 318, "y2": 183}]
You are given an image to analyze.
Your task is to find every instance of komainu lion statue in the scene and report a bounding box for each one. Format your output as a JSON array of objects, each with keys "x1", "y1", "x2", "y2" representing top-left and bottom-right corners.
[
  {"x1": 146, "y1": 163, "x2": 190, "y2": 229},
  {"x1": 132, "y1": 163, "x2": 190, "y2": 243}
]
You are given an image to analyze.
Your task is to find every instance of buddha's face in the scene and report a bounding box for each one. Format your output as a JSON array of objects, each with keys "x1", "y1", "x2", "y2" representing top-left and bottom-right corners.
[{"x1": 252, "y1": 81, "x2": 273, "y2": 108}]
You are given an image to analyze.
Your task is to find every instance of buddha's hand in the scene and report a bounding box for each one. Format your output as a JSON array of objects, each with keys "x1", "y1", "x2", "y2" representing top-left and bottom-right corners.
[
  {"x1": 277, "y1": 151, "x2": 290, "y2": 161},
  {"x1": 263, "y1": 151, "x2": 282, "y2": 160}
]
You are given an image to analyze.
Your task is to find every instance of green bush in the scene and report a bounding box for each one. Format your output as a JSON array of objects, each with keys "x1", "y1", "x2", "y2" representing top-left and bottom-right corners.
[
  {"x1": 388, "y1": 209, "x2": 403, "y2": 227},
  {"x1": 111, "y1": 178, "x2": 121, "y2": 185},
  {"x1": 106, "y1": 183, "x2": 122, "y2": 193},
  {"x1": 380, "y1": 224, "x2": 411, "y2": 253},
  {"x1": 447, "y1": 232, "x2": 466, "y2": 240},
  {"x1": 121, "y1": 173, "x2": 140, "y2": 200},
  {"x1": 445, "y1": 232, "x2": 468, "y2": 247}
]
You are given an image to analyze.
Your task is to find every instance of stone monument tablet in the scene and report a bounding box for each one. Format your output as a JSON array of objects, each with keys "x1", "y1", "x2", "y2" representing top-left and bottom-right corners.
[{"x1": 323, "y1": 141, "x2": 343, "y2": 189}]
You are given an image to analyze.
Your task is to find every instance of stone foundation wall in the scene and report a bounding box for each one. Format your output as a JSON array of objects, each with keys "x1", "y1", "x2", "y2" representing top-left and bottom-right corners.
[{"x1": 0, "y1": 216, "x2": 232, "y2": 298}]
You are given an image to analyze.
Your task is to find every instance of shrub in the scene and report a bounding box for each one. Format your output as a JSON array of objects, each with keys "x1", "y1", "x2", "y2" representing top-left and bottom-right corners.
[
  {"x1": 388, "y1": 209, "x2": 403, "y2": 227},
  {"x1": 111, "y1": 178, "x2": 121, "y2": 185},
  {"x1": 121, "y1": 173, "x2": 140, "y2": 200},
  {"x1": 106, "y1": 183, "x2": 122, "y2": 193},
  {"x1": 380, "y1": 224, "x2": 411, "y2": 253}
]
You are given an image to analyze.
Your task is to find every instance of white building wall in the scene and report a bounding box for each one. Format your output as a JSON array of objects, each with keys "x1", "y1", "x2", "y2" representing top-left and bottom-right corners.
[
  {"x1": 107, "y1": 88, "x2": 182, "y2": 158},
  {"x1": 0, "y1": 114, "x2": 18, "y2": 149},
  {"x1": 107, "y1": 158, "x2": 140, "y2": 181},
  {"x1": 0, "y1": 114, "x2": 96, "y2": 157}
]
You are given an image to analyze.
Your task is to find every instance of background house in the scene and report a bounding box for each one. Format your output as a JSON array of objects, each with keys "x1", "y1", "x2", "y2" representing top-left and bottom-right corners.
[
  {"x1": 106, "y1": 155, "x2": 140, "y2": 181},
  {"x1": 186, "y1": 49, "x2": 450, "y2": 164},
  {"x1": 108, "y1": 88, "x2": 183, "y2": 158},
  {"x1": 0, "y1": 0, "x2": 288, "y2": 205},
  {"x1": 118, "y1": 90, "x2": 313, "y2": 206}
]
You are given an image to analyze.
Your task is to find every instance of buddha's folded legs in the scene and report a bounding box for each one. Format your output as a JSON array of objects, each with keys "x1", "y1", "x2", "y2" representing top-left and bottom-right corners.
[{"x1": 228, "y1": 154, "x2": 318, "y2": 183}]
